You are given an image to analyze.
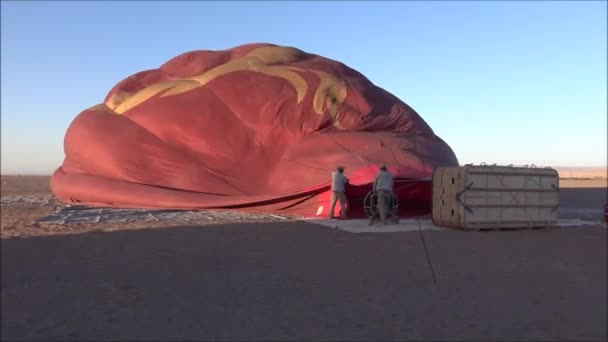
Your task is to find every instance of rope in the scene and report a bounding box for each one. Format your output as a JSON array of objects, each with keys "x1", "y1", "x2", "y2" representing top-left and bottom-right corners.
[{"x1": 416, "y1": 219, "x2": 437, "y2": 285}]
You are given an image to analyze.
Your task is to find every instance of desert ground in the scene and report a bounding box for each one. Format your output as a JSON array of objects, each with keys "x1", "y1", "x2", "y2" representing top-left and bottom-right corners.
[{"x1": 1, "y1": 175, "x2": 606, "y2": 341}]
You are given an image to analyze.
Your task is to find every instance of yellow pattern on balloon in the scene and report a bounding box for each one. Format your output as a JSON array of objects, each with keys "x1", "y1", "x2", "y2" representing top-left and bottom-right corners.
[
  {"x1": 312, "y1": 70, "x2": 348, "y2": 129},
  {"x1": 104, "y1": 46, "x2": 348, "y2": 129}
]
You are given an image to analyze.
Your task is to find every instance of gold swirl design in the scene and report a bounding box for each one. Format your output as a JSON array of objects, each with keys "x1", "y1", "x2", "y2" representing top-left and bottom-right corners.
[
  {"x1": 311, "y1": 70, "x2": 347, "y2": 129},
  {"x1": 104, "y1": 46, "x2": 348, "y2": 129}
]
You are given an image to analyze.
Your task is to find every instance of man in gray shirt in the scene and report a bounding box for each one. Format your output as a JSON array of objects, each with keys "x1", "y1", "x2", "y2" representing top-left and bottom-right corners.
[
  {"x1": 370, "y1": 164, "x2": 395, "y2": 225},
  {"x1": 329, "y1": 166, "x2": 348, "y2": 219}
]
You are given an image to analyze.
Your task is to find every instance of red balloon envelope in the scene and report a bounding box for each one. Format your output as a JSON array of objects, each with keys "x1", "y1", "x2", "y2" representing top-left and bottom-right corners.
[{"x1": 51, "y1": 43, "x2": 459, "y2": 218}]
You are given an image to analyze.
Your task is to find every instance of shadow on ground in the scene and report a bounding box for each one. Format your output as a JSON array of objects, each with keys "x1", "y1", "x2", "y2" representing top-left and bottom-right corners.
[
  {"x1": 1, "y1": 222, "x2": 606, "y2": 341},
  {"x1": 558, "y1": 188, "x2": 607, "y2": 221}
]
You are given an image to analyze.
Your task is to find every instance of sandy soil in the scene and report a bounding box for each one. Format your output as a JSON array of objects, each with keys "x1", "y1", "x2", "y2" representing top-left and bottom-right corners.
[
  {"x1": 555, "y1": 167, "x2": 607, "y2": 180},
  {"x1": 560, "y1": 178, "x2": 607, "y2": 188},
  {"x1": 0, "y1": 175, "x2": 52, "y2": 195},
  {"x1": 1, "y1": 176, "x2": 295, "y2": 239},
  {"x1": 1, "y1": 176, "x2": 56, "y2": 238},
  {"x1": 1, "y1": 176, "x2": 607, "y2": 341}
]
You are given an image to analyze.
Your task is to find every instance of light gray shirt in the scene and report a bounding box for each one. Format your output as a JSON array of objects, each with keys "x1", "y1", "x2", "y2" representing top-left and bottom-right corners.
[
  {"x1": 331, "y1": 171, "x2": 347, "y2": 192},
  {"x1": 374, "y1": 171, "x2": 393, "y2": 191}
]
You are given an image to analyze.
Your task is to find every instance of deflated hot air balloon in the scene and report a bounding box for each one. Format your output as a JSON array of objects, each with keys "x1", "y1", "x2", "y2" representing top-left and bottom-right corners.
[{"x1": 51, "y1": 43, "x2": 458, "y2": 217}]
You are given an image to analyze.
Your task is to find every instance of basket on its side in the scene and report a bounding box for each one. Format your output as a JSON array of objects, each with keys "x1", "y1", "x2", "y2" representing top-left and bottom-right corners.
[{"x1": 432, "y1": 164, "x2": 560, "y2": 230}]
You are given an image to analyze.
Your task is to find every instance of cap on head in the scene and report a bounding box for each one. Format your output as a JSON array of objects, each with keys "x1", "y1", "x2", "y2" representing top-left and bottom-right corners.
[
  {"x1": 337, "y1": 166, "x2": 344, "y2": 172},
  {"x1": 380, "y1": 164, "x2": 387, "y2": 171}
]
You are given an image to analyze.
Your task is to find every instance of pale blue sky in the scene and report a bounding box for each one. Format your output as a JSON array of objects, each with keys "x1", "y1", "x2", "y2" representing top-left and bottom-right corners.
[{"x1": 1, "y1": 1, "x2": 606, "y2": 175}]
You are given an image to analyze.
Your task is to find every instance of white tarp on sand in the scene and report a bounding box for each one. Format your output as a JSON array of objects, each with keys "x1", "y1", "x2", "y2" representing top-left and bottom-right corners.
[{"x1": 307, "y1": 218, "x2": 600, "y2": 233}]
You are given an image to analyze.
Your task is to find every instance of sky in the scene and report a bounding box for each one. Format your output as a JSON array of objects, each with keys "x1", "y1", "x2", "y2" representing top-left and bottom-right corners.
[{"x1": 1, "y1": 1, "x2": 606, "y2": 175}]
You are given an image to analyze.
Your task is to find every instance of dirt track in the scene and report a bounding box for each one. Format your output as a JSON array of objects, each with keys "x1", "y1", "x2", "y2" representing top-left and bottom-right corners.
[{"x1": 1, "y1": 176, "x2": 607, "y2": 341}]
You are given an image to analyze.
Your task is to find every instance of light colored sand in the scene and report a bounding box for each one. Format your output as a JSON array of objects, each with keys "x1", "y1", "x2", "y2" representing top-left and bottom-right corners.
[
  {"x1": 559, "y1": 178, "x2": 607, "y2": 188},
  {"x1": 555, "y1": 166, "x2": 607, "y2": 179},
  {"x1": 305, "y1": 218, "x2": 446, "y2": 233},
  {"x1": 309, "y1": 218, "x2": 600, "y2": 233}
]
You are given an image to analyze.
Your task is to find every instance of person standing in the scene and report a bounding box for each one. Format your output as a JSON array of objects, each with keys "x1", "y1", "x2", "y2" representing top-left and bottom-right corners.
[
  {"x1": 370, "y1": 164, "x2": 394, "y2": 225},
  {"x1": 328, "y1": 166, "x2": 348, "y2": 219}
]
